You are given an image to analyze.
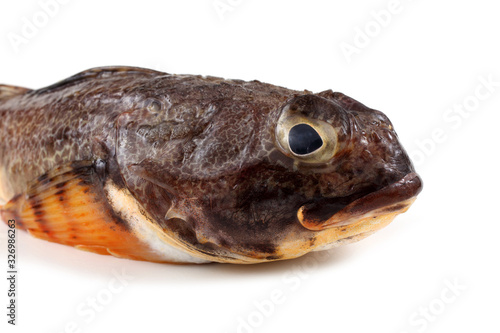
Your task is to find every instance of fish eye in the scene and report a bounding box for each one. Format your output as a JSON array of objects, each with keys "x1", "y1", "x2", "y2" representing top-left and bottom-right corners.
[
  {"x1": 275, "y1": 105, "x2": 338, "y2": 163},
  {"x1": 288, "y1": 124, "x2": 323, "y2": 155}
]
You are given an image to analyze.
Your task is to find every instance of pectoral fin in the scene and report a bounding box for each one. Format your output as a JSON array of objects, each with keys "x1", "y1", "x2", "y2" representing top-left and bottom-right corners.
[{"x1": 0, "y1": 161, "x2": 179, "y2": 262}]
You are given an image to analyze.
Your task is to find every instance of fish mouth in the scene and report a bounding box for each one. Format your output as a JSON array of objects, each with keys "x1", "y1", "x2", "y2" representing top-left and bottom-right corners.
[{"x1": 297, "y1": 172, "x2": 423, "y2": 231}]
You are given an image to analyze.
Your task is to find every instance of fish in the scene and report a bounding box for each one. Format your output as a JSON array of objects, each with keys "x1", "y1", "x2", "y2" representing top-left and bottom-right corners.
[{"x1": 0, "y1": 66, "x2": 422, "y2": 264}]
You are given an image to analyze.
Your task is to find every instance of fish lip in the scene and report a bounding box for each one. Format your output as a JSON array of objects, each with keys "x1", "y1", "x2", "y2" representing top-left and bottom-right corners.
[{"x1": 298, "y1": 172, "x2": 423, "y2": 231}]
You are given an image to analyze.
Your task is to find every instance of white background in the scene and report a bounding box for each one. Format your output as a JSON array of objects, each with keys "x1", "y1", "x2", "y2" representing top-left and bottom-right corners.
[{"x1": 1, "y1": 1, "x2": 499, "y2": 332}]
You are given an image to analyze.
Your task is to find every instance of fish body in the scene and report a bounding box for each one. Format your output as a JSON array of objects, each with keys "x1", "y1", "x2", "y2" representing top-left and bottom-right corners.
[{"x1": 0, "y1": 67, "x2": 422, "y2": 264}]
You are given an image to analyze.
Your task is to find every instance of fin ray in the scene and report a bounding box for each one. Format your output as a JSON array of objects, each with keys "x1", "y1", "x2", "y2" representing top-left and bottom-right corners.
[
  {"x1": 0, "y1": 161, "x2": 177, "y2": 262},
  {"x1": 34, "y1": 66, "x2": 165, "y2": 95},
  {"x1": 0, "y1": 84, "x2": 31, "y2": 100}
]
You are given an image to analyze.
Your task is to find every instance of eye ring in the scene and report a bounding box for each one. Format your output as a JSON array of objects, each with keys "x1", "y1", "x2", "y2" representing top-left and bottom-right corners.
[{"x1": 275, "y1": 106, "x2": 338, "y2": 163}]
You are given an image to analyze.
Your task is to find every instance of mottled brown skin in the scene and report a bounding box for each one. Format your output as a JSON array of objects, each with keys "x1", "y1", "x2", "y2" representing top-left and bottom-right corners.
[{"x1": 0, "y1": 66, "x2": 422, "y2": 263}]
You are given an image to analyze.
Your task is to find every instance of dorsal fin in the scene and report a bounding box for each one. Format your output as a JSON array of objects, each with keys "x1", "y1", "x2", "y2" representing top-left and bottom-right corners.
[
  {"x1": 34, "y1": 66, "x2": 167, "y2": 94},
  {"x1": 0, "y1": 84, "x2": 31, "y2": 100}
]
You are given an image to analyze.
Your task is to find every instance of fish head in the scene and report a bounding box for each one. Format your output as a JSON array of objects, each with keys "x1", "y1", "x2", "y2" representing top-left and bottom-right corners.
[
  {"x1": 115, "y1": 85, "x2": 422, "y2": 263},
  {"x1": 274, "y1": 91, "x2": 423, "y2": 232}
]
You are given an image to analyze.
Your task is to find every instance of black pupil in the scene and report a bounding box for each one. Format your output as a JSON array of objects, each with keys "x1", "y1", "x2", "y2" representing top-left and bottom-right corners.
[{"x1": 288, "y1": 124, "x2": 323, "y2": 155}]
